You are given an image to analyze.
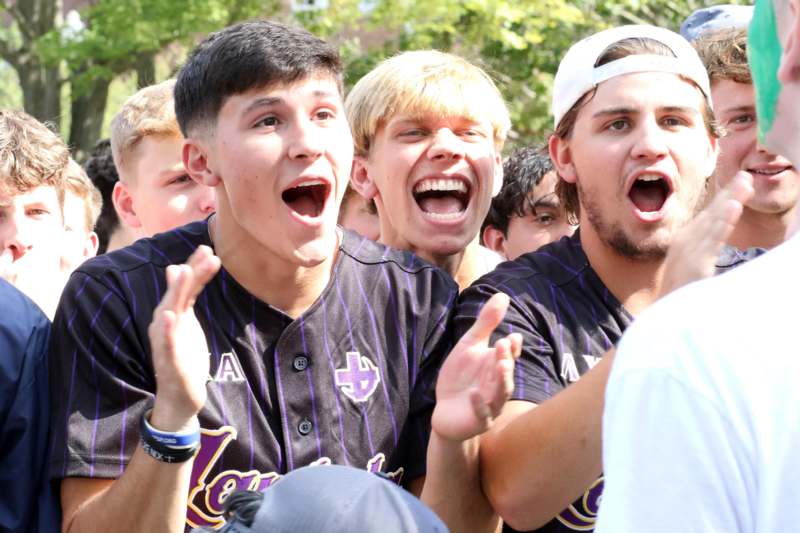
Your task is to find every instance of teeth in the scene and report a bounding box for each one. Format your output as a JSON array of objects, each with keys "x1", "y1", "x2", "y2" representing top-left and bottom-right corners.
[
  {"x1": 414, "y1": 178, "x2": 468, "y2": 194},
  {"x1": 424, "y1": 211, "x2": 464, "y2": 220},
  {"x1": 751, "y1": 168, "x2": 783, "y2": 176},
  {"x1": 636, "y1": 174, "x2": 663, "y2": 183},
  {"x1": 296, "y1": 179, "x2": 325, "y2": 188}
]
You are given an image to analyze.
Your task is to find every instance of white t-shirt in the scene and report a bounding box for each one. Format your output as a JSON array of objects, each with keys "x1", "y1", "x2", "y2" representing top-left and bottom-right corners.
[{"x1": 596, "y1": 235, "x2": 800, "y2": 533}]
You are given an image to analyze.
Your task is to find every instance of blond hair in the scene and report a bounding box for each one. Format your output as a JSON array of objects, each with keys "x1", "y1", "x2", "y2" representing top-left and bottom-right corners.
[
  {"x1": 64, "y1": 159, "x2": 103, "y2": 233},
  {"x1": 345, "y1": 50, "x2": 511, "y2": 157},
  {"x1": 0, "y1": 109, "x2": 69, "y2": 202},
  {"x1": 110, "y1": 79, "x2": 181, "y2": 182}
]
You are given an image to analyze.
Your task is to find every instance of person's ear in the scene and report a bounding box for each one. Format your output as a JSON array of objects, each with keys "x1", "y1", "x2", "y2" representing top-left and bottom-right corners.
[
  {"x1": 482, "y1": 225, "x2": 508, "y2": 260},
  {"x1": 85, "y1": 231, "x2": 99, "y2": 259},
  {"x1": 112, "y1": 181, "x2": 143, "y2": 230},
  {"x1": 350, "y1": 155, "x2": 380, "y2": 200},
  {"x1": 184, "y1": 138, "x2": 221, "y2": 187},
  {"x1": 492, "y1": 152, "x2": 504, "y2": 197},
  {"x1": 549, "y1": 135, "x2": 577, "y2": 184}
]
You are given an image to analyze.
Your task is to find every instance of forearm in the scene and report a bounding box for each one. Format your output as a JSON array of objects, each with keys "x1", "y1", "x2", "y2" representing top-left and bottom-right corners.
[
  {"x1": 63, "y1": 445, "x2": 194, "y2": 533},
  {"x1": 422, "y1": 432, "x2": 500, "y2": 533},
  {"x1": 481, "y1": 352, "x2": 614, "y2": 531}
]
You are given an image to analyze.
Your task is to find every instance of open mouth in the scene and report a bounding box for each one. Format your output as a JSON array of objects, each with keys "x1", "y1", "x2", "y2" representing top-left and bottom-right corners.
[
  {"x1": 281, "y1": 179, "x2": 330, "y2": 219},
  {"x1": 412, "y1": 178, "x2": 471, "y2": 220},
  {"x1": 628, "y1": 174, "x2": 672, "y2": 214}
]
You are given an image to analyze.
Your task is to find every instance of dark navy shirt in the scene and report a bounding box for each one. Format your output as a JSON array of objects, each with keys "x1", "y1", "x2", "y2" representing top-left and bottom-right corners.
[
  {"x1": 454, "y1": 232, "x2": 755, "y2": 533},
  {"x1": 48, "y1": 222, "x2": 457, "y2": 531},
  {"x1": 0, "y1": 279, "x2": 59, "y2": 533}
]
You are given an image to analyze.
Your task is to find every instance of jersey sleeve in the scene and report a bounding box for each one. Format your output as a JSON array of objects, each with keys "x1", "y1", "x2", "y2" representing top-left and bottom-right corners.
[
  {"x1": 454, "y1": 282, "x2": 563, "y2": 405},
  {"x1": 48, "y1": 270, "x2": 156, "y2": 480},
  {"x1": 395, "y1": 282, "x2": 457, "y2": 483},
  {"x1": 596, "y1": 320, "x2": 751, "y2": 533}
]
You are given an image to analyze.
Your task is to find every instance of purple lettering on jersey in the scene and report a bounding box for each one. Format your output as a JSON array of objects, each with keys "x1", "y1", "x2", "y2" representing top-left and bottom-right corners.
[
  {"x1": 184, "y1": 426, "x2": 403, "y2": 529},
  {"x1": 556, "y1": 476, "x2": 603, "y2": 530},
  {"x1": 335, "y1": 351, "x2": 381, "y2": 403}
]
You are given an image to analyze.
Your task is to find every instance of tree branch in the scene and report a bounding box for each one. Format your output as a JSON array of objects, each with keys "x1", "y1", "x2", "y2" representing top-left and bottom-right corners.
[{"x1": 0, "y1": 0, "x2": 35, "y2": 42}]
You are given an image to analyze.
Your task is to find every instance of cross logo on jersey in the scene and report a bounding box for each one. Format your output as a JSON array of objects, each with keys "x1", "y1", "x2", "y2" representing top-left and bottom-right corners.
[{"x1": 335, "y1": 351, "x2": 381, "y2": 403}]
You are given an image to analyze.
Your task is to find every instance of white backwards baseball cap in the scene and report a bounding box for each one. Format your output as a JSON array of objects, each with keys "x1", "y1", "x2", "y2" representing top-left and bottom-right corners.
[{"x1": 552, "y1": 25, "x2": 712, "y2": 129}]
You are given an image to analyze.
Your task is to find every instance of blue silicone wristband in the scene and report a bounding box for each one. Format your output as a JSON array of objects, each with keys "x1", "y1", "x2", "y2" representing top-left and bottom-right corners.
[{"x1": 142, "y1": 409, "x2": 200, "y2": 449}]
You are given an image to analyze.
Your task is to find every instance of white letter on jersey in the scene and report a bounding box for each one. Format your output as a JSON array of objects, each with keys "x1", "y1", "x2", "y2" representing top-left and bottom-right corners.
[{"x1": 214, "y1": 352, "x2": 245, "y2": 382}]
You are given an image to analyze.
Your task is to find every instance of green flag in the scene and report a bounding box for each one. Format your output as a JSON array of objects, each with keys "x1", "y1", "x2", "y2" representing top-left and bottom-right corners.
[{"x1": 748, "y1": 0, "x2": 786, "y2": 143}]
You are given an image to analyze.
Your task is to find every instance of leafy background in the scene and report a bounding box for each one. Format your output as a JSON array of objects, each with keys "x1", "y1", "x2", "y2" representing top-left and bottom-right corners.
[{"x1": 0, "y1": 0, "x2": 750, "y2": 159}]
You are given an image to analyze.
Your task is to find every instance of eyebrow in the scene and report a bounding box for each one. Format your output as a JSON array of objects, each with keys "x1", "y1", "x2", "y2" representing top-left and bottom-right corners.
[
  {"x1": 242, "y1": 90, "x2": 340, "y2": 117},
  {"x1": 718, "y1": 104, "x2": 755, "y2": 115},
  {"x1": 592, "y1": 105, "x2": 700, "y2": 119}
]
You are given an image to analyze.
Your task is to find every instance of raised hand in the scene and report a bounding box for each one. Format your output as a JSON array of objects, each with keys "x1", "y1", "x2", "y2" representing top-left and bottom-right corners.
[
  {"x1": 148, "y1": 245, "x2": 221, "y2": 431},
  {"x1": 432, "y1": 293, "x2": 523, "y2": 442},
  {"x1": 660, "y1": 171, "x2": 754, "y2": 297}
]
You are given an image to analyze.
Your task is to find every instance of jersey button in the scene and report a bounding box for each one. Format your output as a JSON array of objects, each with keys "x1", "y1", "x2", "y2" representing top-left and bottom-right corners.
[
  {"x1": 292, "y1": 355, "x2": 309, "y2": 372},
  {"x1": 298, "y1": 418, "x2": 313, "y2": 436}
]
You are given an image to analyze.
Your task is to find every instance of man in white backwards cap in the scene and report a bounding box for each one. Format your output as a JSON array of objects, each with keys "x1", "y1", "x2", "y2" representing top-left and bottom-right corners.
[
  {"x1": 454, "y1": 24, "x2": 755, "y2": 532},
  {"x1": 597, "y1": 1, "x2": 800, "y2": 531}
]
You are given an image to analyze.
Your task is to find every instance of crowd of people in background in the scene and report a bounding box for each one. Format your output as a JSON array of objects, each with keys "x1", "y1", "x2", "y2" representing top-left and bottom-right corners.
[{"x1": 1, "y1": 0, "x2": 799, "y2": 531}]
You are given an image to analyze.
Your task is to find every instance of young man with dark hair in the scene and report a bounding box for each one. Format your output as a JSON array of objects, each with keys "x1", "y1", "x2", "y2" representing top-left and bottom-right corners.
[
  {"x1": 455, "y1": 25, "x2": 755, "y2": 532},
  {"x1": 598, "y1": 1, "x2": 800, "y2": 530},
  {"x1": 481, "y1": 146, "x2": 574, "y2": 260},
  {"x1": 50, "y1": 21, "x2": 518, "y2": 533},
  {"x1": 694, "y1": 27, "x2": 799, "y2": 249}
]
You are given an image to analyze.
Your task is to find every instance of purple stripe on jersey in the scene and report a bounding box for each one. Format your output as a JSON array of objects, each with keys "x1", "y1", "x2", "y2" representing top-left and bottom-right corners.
[
  {"x1": 360, "y1": 404, "x2": 376, "y2": 456},
  {"x1": 175, "y1": 229, "x2": 199, "y2": 252},
  {"x1": 333, "y1": 275, "x2": 376, "y2": 457},
  {"x1": 66, "y1": 275, "x2": 92, "y2": 330},
  {"x1": 200, "y1": 293, "x2": 229, "y2": 426},
  {"x1": 537, "y1": 251, "x2": 582, "y2": 277},
  {"x1": 122, "y1": 272, "x2": 137, "y2": 317},
  {"x1": 88, "y1": 292, "x2": 114, "y2": 476},
  {"x1": 148, "y1": 242, "x2": 171, "y2": 263},
  {"x1": 299, "y1": 316, "x2": 323, "y2": 458},
  {"x1": 353, "y1": 268, "x2": 399, "y2": 446},
  {"x1": 239, "y1": 303, "x2": 256, "y2": 471},
  {"x1": 432, "y1": 288, "x2": 456, "y2": 335},
  {"x1": 149, "y1": 264, "x2": 162, "y2": 303},
  {"x1": 61, "y1": 347, "x2": 79, "y2": 477},
  {"x1": 380, "y1": 265, "x2": 409, "y2": 378},
  {"x1": 112, "y1": 316, "x2": 132, "y2": 475},
  {"x1": 402, "y1": 272, "x2": 420, "y2": 388},
  {"x1": 319, "y1": 292, "x2": 351, "y2": 465},
  {"x1": 273, "y1": 346, "x2": 294, "y2": 471},
  {"x1": 118, "y1": 246, "x2": 148, "y2": 262},
  {"x1": 221, "y1": 269, "x2": 229, "y2": 300}
]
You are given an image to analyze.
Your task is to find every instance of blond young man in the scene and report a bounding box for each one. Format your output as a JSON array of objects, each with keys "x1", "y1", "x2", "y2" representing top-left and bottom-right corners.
[
  {"x1": 346, "y1": 50, "x2": 506, "y2": 289},
  {"x1": 111, "y1": 79, "x2": 216, "y2": 238},
  {"x1": 61, "y1": 159, "x2": 102, "y2": 272},
  {"x1": 694, "y1": 28, "x2": 800, "y2": 249}
]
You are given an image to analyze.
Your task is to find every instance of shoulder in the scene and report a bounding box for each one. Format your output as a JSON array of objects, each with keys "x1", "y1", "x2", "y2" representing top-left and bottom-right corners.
[
  {"x1": 77, "y1": 221, "x2": 210, "y2": 280},
  {"x1": 466, "y1": 234, "x2": 590, "y2": 295},
  {"x1": 0, "y1": 280, "x2": 50, "y2": 389},
  {"x1": 338, "y1": 230, "x2": 458, "y2": 294}
]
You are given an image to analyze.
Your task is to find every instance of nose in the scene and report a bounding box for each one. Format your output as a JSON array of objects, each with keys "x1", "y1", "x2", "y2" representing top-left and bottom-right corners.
[
  {"x1": 287, "y1": 118, "x2": 324, "y2": 161},
  {"x1": 197, "y1": 186, "x2": 216, "y2": 215},
  {"x1": 1, "y1": 216, "x2": 33, "y2": 261},
  {"x1": 756, "y1": 139, "x2": 777, "y2": 156},
  {"x1": 427, "y1": 128, "x2": 465, "y2": 162},
  {"x1": 631, "y1": 120, "x2": 669, "y2": 161}
]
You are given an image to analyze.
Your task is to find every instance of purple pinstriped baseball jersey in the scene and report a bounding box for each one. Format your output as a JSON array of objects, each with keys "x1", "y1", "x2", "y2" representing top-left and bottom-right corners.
[
  {"x1": 454, "y1": 231, "x2": 757, "y2": 533},
  {"x1": 48, "y1": 221, "x2": 457, "y2": 531}
]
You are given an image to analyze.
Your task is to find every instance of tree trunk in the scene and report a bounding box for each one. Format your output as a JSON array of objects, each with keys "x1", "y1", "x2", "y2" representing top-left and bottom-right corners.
[
  {"x1": 135, "y1": 52, "x2": 156, "y2": 89},
  {"x1": 68, "y1": 76, "x2": 110, "y2": 162},
  {"x1": 16, "y1": 57, "x2": 61, "y2": 127}
]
